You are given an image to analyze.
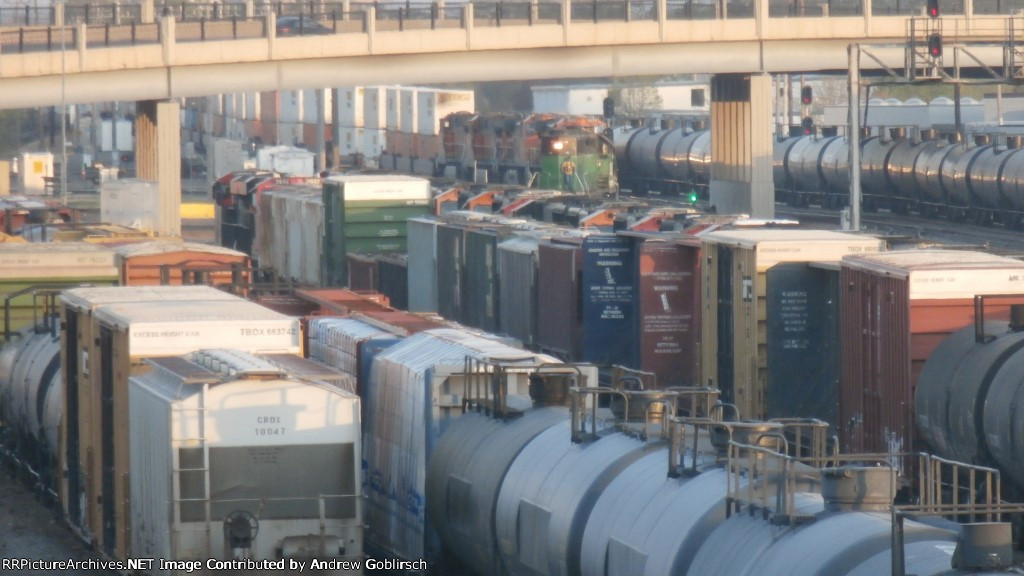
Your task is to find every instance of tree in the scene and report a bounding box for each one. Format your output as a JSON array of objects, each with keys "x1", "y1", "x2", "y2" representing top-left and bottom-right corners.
[{"x1": 607, "y1": 81, "x2": 663, "y2": 119}]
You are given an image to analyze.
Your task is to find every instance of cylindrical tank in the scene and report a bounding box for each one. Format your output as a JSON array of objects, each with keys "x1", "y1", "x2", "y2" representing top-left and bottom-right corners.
[
  {"x1": 621, "y1": 127, "x2": 674, "y2": 183},
  {"x1": 425, "y1": 408, "x2": 569, "y2": 576},
  {"x1": 782, "y1": 137, "x2": 817, "y2": 191},
  {"x1": 580, "y1": 452, "x2": 729, "y2": 576},
  {"x1": 916, "y1": 324, "x2": 1024, "y2": 464},
  {"x1": 947, "y1": 144, "x2": 991, "y2": 208},
  {"x1": 790, "y1": 137, "x2": 841, "y2": 192},
  {"x1": 966, "y1": 146, "x2": 1021, "y2": 210},
  {"x1": 0, "y1": 328, "x2": 62, "y2": 456},
  {"x1": 982, "y1": 347, "x2": 1024, "y2": 485},
  {"x1": 912, "y1": 140, "x2": 958, "y2": 205},
  {"x1": 685, "y1": 131, "x2": 712, "y2": 185},
  {"x1": 659, "y1": 129, "x2": 706, "y2": 183},
  {"x1": 690, "y1": 465, "x2": 955, "y2": 576},
  {"x1": 859, "y1": 136, "x2": 900, "y2": 196},
  {"x1": 494, "y1": 420, "x2": 653, "y2": 576},
  {"x1": 818, "y1": 137, "x2": 850, "y2": 192},
  {"x1": 886, "y1": 140, "x2": 929, "y2": 202},
  {"x1": 995, "y1": 146, "x2": 1024, "y2": 212},
  {"x1": 773, "y1": 137, "x2": 801, "y2": 189}
]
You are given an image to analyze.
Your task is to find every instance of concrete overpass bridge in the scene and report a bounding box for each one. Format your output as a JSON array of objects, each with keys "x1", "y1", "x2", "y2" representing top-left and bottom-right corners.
[{"x1": 1, "y1": 0, "x2": 1019, "y2": 219}]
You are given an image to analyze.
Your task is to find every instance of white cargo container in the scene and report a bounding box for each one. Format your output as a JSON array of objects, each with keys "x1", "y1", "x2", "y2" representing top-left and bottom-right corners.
[
  {"x1": 256, "y1": 146, "x2": 316, "y2": 176},
  {"x1": 364, "y1": 86, "x2": 389, "y2": 130},
  {"x1": 208, "y1": 138, "x2": 247, "y2": 180},
  {"x1": 417, "y1": 88, "x2": 475, "y2": 136},
  {"x1": 301, "y1": 88, "x2": 331, "y2": 124},
  {"x1": 336, "y1": 87, "x2": 364, "y2": 130},
  {"x1": 364, "y1": 329, "x2": 566, "y2": 561},
  {"x1": 322, "y1": 173, "x2": 431, "y2": 203},
  {"x1": 100, "y1": 179, "x2": 166, "y2": 234},
  {"x1": 386, "y1": 87, "x2": 401, "y2": 132},
  {"x1": 400, "y1": 88, "x2": 417, "y2": 133},
  {"x1": 18, "y1": 152, "x2": 53, "y2": 195},
  {"x1": 129, "y1": 349, "x2": 361, "y2": 568},
  {"x1": 0, "y1": 242, "x2": 117, "y2": 279}
]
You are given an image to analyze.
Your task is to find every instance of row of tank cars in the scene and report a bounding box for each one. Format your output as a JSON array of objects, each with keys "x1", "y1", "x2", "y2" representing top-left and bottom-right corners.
[{"x1": 617, "y1": 124, "x2": 1024, "y2": 228}]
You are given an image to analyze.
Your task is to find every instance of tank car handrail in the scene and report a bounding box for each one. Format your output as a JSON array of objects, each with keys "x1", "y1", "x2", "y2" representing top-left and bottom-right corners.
[
  {"x1": 973, "y1": 293, "x2": 1024, "y2": 343},
  {"x1": 4, "y1": 283, "x2": 82, "y2": 340},
  {"x1": 570, "y1": 385, "x2": 627, "y2": 444}
]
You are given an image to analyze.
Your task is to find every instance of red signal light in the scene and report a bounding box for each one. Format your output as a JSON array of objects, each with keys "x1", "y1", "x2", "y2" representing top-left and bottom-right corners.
[
  {"x1": 927, "y1": 0, "x2": 940, "y2": 18},
  {"x1": 928, "y1": 33, "x2": 942, "y2": 57}
]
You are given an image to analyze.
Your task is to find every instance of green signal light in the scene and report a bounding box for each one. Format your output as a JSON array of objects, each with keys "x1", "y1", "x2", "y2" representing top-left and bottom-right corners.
[{"x1": 689, "y1": 191, "x2": 698, "y2": 203}]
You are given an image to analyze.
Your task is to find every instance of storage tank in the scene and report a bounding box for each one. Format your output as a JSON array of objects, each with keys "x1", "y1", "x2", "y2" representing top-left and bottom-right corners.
[
  {"x1": 623, "y1": 127, "x2": 676, "y2": 182},
  {"x1": 789, "y1": 136, "x2": 840, "y2": 192},
  {"x1": 688, "y1": 466, "x2": 956, "y2": 576},
  {"x1": 773, "y1": 136, "x2": 801, "y2": 190},
  {"x1": 996, "y1": 138, "x2": 1024, "y2": 212},
  {"x1": 0, "y1": 324, "x2": 62, "y2": 482},
  {"x1": 966, "y1": 145, "x2": 1024, "y2": 211},
  {"x1": 911, "y1": 140, "x2": 958, "y2": 206},
  {"x1": 916, "y1": 322, "x2": 1024, "y2": 464},
  {"x1": 886, "y1": 139, "x2": 930, "y2": 206},
  {"x1": 859, "y1": 136, "x2": 899, "y2": 196},
  {"x1": 129, "y1": 349, "x2": 361, "y2": 568},
  {"x1": 946, "y1": 141, "x2": 991, "y2": 209},
  {"x1": 818, "y1": 136, "x2": 850, "y2": 194},
  {"x1": 427, "y1": 407, "x2": 571, "y2": 576},
  {"x1": 685, "y1": 130, "x2": 712, "y2": 185},
  {"x1": 494, "y1": 419, "x2": 654, "y2": 576}
]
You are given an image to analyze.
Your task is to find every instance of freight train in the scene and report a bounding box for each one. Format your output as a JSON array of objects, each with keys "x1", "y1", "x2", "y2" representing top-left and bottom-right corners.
[
  {"x1": 616, "y1": 125, "x2": 1024, "y2": 227},
  {"x1": 3, "y1": 281, "x2": 1024, "y2": 574}
]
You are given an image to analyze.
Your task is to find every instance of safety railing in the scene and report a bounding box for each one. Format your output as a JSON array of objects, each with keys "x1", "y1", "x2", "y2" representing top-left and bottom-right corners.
[
  {"x1": 66, "y1": 3, "x2": 143, "y2": 25},
  {"x1": 176, "y1": 16, "x2": 267, "y2": 42},
  {"x1": 0, "y1": 25, "x2": 76, "y2": 54},
  {"x1": 84, "y1": 22, "x2": 160, "y2": 47},
  {"x1": 0, "y1": 5, "x2": 55, "y2": 27}
]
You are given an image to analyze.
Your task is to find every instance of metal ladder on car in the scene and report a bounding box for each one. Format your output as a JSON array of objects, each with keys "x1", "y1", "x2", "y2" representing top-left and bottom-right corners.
[{"x1": 171, "y1": 384, "x2": 212, "y2": 559}]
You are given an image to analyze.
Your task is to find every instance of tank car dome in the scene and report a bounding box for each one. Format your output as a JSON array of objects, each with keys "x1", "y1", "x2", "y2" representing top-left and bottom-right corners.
[
  {"x1": 904, "y1": 98, "x2": 926, "y2": 106},
  {"x1": 929, "y1": 97, "x2": 953, "y2": 106},
  {"x1": 960, "y1": 97, "x2": 979, "y2": 105},
  {"x1": 884, "y1": 98, "x2": 903, "y2": 106},
  {"x1": 868, "y1": 98, "x2": 885, "y2": 106}
]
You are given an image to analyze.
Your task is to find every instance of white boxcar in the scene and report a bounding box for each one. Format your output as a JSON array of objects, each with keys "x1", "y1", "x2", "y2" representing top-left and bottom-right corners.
[
  {"x1": 129, "y1": 349, "x2": 362, "y2": 570},
  {"x1": 364, "y1": 329, "x2": 564, "y2": 561}
]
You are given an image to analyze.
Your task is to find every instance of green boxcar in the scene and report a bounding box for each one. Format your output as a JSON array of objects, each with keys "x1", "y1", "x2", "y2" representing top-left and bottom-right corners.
[{"x1": 321, "y1": 175, "x2": 432, "y2": 286}]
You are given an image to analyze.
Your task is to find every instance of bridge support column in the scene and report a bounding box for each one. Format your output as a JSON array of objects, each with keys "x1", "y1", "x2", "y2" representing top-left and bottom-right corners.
[
  {"x1": 709, "y1": 73, "x2": 774, "y2": 218},
  {"x1": 136, "y1": 99, "x2": 181, "y2": 237}
]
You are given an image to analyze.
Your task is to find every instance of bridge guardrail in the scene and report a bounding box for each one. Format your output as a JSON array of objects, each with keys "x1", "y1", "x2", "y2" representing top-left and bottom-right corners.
[
  {"x1": 0, "y1": 6, "x2": 55, "y2": 28},
  {"x1": 0, "y1": 25, "x2": 75, "y2": 54},
  {"x1": 176, "y1": 16, "x2": 267, "y2": 42},
  {"x1": 85, "y1": 22, "x2": 160, "y2": 46},
  {"x1": 66, "y1": 3, "x2": 143, "y2": 25}
]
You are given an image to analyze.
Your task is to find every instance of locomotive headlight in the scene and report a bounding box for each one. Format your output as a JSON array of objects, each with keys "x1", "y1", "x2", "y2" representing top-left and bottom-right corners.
[{"x1": 552, "y1": 141, "x2": 565, "y2": 151}]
